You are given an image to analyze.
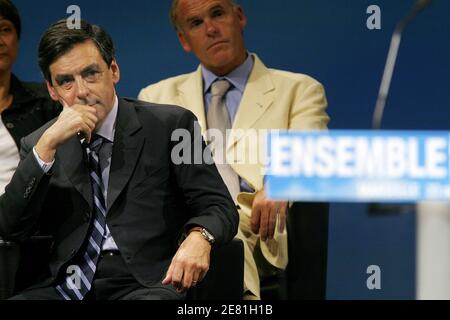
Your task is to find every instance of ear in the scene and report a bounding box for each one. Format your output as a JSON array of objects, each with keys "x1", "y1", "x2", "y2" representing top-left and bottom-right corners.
[
  {"x1": 177, "y1": 31, "x2": 192, "y2": 53},
  {"x1": 46, "y1": 80, "x2": 61, "y2": 102},
  {"x1": 235, "y1": 6, "x2": 247, "y2": 30},
  {"x1": 110, "y1": 58, "x2": 120, "y2": 84}
]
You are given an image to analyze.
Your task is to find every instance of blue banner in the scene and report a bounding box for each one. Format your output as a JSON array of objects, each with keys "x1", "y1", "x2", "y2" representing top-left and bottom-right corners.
[{"x1": 266, "y1": 130, "x2": 450, "y2": 202}]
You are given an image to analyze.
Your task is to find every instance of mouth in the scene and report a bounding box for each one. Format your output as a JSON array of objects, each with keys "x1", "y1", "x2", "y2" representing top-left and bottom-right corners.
[
  {"x1": 208, "y1": 41, "x2": 228, "y2": 50},
  {"x1": 82, "y1": 98, "x2": 100, "y2": 106}
]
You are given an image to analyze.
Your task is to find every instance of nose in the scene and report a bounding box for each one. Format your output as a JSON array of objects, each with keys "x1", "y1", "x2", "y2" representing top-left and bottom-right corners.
[
  {"x1": 74, "y1": 76, "x2": 90, "y2": 101},
  {"x1": 204, "y1": 19, "x2": 219, "y2": 36}
]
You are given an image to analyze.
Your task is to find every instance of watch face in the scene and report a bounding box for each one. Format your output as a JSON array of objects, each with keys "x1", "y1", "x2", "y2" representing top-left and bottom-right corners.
[{"x1": 202, "y1": 228, "x2": 215, "y2": 243}]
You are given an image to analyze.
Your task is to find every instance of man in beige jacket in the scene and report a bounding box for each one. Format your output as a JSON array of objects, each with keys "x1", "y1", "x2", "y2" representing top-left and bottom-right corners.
[{"x1": 139, "y1": 0, "x2": 329, "y2": 299}]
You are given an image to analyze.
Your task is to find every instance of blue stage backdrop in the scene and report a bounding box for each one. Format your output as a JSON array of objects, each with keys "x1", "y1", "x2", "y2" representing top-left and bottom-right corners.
[{"x1": 12, "y1": 0, "x2": 450, "y2": 299}]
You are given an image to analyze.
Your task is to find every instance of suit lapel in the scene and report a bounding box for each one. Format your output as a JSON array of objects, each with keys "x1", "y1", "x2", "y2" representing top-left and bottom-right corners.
[
  {"x1": 178, "y1": 67, "x2": 208, "y2": 136},
  {"x1": 228, "y1": 55, "x2": 275, "y2": 150},
  {"x1": 58, "y1": 137, "x2": 92, "y2": 209},
  {"x1": 107, "y1": 99, "x2": 145, "y2": 211}
]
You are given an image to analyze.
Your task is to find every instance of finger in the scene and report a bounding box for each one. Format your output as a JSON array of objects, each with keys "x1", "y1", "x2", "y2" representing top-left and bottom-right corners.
[
  {"x1": 73, "y1": 105, "x2": 96, "y2": 118},
  {"x1": 58, "y1": 96, "x2": 70, "y2": 109},
  {"x1": 162, "y1": 273, "x2": 172, "y2": 285},
  {"x1": 171, "y1": 264, "x2": 184, "y2": 291},
  {"x1": 197, "y1": 265, "x2": 209, "y2": 283},
  {"x1": 250, "y1": 206, "x2": 261, "y2": 234},
  {"x1": 162, "y1": 263, "x2": 174, "y2": 285},
  {"x1": 79, "y1": 123, "x2": 93, "y2": 143},
  {"x1": 259, "y1": 204, "x2": 270, "y2": 241},
  {"x1": 84, "y1": 111, "x2": 99, "y2": 125},
  {"x1": 80, "y1": 116, "x2": 96, "y2": 133},
  {"x1": 182, "y1": 267, "x2": 194, "y2": 291},
  {"x1": 268, "y1": 203, "x2": 278, "y2": 239},
  {"x1": 84, "y1": 105, "x2": 98, "y2": 115},
  {"x1": 191, "y1": 269, "x2": 201, "y2": 287},
  {"x1": 278, "y1": 202, "x2": 288, "y2": 233},
  {"x1": 81, "y1": 110, "x2": 98, "y2": 133}
]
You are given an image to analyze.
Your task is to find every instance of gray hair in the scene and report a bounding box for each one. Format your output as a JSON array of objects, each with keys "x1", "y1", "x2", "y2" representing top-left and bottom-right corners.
[{"x1": 169, "y1": 0, "x2": 238, "y2": 31}]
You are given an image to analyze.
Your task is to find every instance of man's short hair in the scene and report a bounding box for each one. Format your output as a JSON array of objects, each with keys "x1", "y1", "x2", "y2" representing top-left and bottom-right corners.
[
  {"x1": 38, "y1": 19, "x2": 115, "y2": 84},
  {"x1": 0, "y1": 0, "x2": 21, "y2": 39},
  {"x1": 169, "y1": 0, "x2": 237, "y2": 31}
]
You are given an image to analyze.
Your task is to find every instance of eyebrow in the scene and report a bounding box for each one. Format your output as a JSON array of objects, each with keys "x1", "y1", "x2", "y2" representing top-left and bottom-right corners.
[
  {"x1": 54, "y1": 63, "x2": 101, "y2": 84},
  {"x1": 54, "y1": 74, "x2": 73, "y2": 85},
  {"x1": 80, "y1": 64, "x2": 101, "y2": 75},
  {"x1": 185, "y1": 5, "x2": 225, "y2": 23},
  {"x1": 0, "y1": 20, "x2": 13, "y2": 27}
]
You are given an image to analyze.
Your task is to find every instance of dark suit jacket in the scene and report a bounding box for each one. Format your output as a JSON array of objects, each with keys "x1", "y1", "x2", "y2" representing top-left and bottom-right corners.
[
  {"x1": 0, "y1": 98, "x2": 239, "y2": 288},
  {"x1": 2, "y1": 74, "x2": 62, "y2": 149}
]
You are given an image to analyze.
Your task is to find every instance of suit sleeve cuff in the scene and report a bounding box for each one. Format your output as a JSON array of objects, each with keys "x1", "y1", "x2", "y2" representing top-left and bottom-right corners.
[{"x1": 32, "y1": 147, "x2": 54, "y2": 173}]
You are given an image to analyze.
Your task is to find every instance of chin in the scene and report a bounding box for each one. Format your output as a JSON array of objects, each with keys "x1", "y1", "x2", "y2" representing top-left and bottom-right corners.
[{"x1": 0, "y1": 63, "x2": 12, "y2": 73}]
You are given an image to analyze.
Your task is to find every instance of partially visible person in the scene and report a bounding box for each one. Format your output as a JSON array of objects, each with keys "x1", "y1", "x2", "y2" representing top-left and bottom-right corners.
[
  {"x1": 0, "y1": 0, "x2": 61, "y2": 194},
  {"x1": 139, "y1": 0, "x2": 329, "y2": 299},
  {"x1": 0, "y1": 18, "x2": 238, "y2": 300}
]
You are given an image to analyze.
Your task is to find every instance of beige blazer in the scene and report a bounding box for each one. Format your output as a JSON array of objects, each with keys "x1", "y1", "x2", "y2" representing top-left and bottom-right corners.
[{"x1": 139, "y1": 54, "x2": 329, "y2": 269}]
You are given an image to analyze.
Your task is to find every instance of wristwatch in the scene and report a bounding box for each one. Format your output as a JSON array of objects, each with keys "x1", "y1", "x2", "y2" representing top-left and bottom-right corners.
[
  {"x1": 200, "y1": 228, "x2": 215, "y2": 245},
  {"x1": 189, "y1": 227, "x2": 215, "y2": 245}
]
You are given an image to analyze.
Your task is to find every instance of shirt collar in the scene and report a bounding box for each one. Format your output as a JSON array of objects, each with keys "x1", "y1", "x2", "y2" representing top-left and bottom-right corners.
[
  {"x1": 202, "y1": 53, "x2": 254, "y2": 94},
  {"x1": 95, "y1": 95, "x2": 118, "y2": 143}
]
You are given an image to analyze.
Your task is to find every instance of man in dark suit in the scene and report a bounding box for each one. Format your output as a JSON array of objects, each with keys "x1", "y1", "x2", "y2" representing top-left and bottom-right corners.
[{"x1": 0, "y1": 19, "x2": 238, "y2": 300}]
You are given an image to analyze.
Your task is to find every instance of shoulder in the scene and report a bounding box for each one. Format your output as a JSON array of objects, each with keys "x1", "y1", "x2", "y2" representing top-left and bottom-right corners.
[
  {"x1": 269, "y1": 68, "x2": 322, "y2": 86},
  {"x1": 11, "y1": 75, "x2": 51, "y2": 100},
  {"x1": 253, "y1": 55, "x2": 325, "y2": 92},
  {"x1": 270, "y1": 69, "x2": 326, "y2": 100},
  {"x1": 10, "y1": 75, "x2": 62, "y2": 114},
  {"x1": 138, "y1": 71, "x2": 196, "y2": 99},
  {"x1": 21, "y1": 118, "x2": 57, "y2": 149},
  {"x1": 122, "y1": 97, "x2": 197, "y2": 125},
  {"x1": 19, "y1": 81, "x2": 50, "y2": 99}
]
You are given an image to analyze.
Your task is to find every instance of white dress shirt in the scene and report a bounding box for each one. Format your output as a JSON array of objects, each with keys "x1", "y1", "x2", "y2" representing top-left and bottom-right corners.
[
  {"x1": 33, "y1": 96, "x2": 120, "y2": 251},
  {"x1": 0, "y1": 117, "x2": 21, "y2": 195}
]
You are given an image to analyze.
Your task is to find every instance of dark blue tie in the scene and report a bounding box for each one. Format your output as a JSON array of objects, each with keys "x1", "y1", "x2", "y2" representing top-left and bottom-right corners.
[{"x1": 56, "y1": 135, "x2": 107, "y2": 300}]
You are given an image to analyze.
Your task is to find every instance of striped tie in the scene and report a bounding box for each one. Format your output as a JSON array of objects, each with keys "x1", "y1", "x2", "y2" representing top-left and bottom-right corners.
[{"x1": 56, "y1": 135, "x2": 106, "y2": 300}]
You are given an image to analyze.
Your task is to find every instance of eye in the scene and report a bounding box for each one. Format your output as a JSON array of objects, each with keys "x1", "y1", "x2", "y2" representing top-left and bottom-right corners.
[
  {"x1": 55, "y1": 77, "x2": 74, "y2": 90},
  {"x1": 190, "y1": 19, "x2": 203, "y2": 28},
  {"x1": 0, "y1": 27, "x2": 12, "y2": 33},
  {"x1": 84, "y1": 69, "x2": 101, "y2": 82},
  {"x1": 212, "y1": 9, "x2": 225, "y2": 18},
  {"x1": 60, "y1": 79, "x2": 72, "y2": 86}
]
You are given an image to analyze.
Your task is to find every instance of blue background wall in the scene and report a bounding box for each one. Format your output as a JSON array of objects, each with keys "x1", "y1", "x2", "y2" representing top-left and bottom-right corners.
[{"x1": 11, "y1": 0, "x2": 450, "y2": 299}]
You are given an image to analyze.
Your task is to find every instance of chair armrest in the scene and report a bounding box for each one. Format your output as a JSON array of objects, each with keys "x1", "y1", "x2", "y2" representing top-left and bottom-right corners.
[
  {"x1": 187, "y1": 238, "x2": 244, "y2": 300},
  {"x1": 0, "y1": 238, "x2": 21, "y2": 300},
  {"x1": 285, "y1": 202, "x2": 329, "y2": 299},
  {"x1": 12, "y1": 236, "x2": 53, "y2": 295}
]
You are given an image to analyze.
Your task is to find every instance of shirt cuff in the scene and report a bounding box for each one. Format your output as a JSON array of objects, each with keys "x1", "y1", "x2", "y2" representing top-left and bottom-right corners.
[{"x1": 32, "y1": 147, "x2": 55, "y2": 173}]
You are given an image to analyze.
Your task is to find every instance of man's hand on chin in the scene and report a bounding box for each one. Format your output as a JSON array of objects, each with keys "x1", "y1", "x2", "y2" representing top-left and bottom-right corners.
[{"x1": 35, "y1": 104, "x2": 98, "y2": 162}]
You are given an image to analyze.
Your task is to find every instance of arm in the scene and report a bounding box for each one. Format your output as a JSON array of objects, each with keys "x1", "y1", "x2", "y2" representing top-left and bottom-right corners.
[
  {"x1": 0, "y1": 136, "x2": 52, "y2": 241},
  {"x1": 0, "y1": 104, "x2": 98, "y2": 241},
  {"x1": 171, "y1": 110, "x2": 239, "y2": 245},
  {"x1": 163, "y1": 110, "x2": 239, "y2": 292},
  {"x1": 251, "y1": 78, "x2": 329, "y2": 241}
]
